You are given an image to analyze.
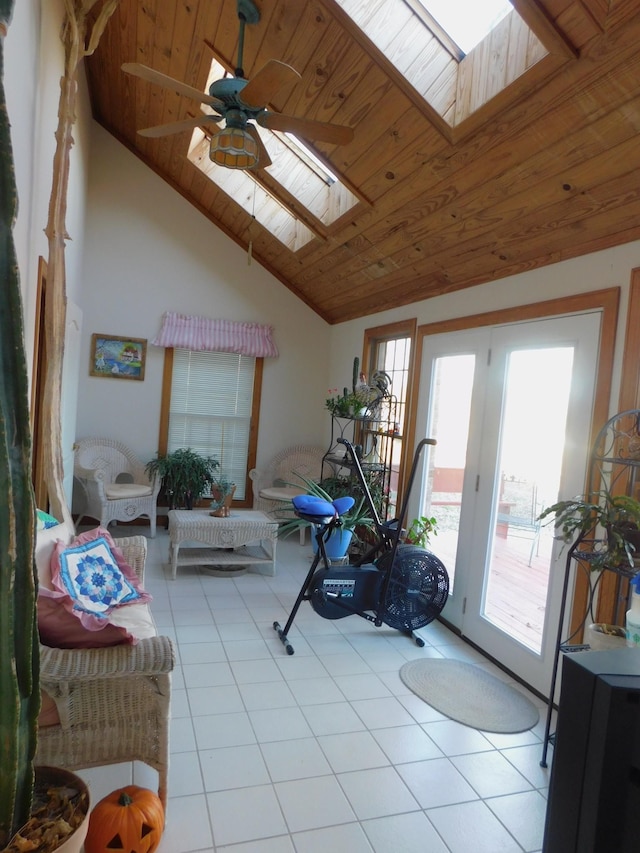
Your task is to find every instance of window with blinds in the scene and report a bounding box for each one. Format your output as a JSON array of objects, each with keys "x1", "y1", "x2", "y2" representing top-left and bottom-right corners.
[{"x1": 167, "y1": 349, "x2": 257, "y2": 500}]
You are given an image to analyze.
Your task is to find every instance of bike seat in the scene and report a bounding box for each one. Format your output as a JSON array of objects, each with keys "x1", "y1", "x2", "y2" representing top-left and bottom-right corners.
[{"x1": 292, "y1": 494, "x2": 355, "y2": 523}]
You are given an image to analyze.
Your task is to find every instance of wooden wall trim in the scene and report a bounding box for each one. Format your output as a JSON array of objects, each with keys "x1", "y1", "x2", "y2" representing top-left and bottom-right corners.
[
  {"x1": 616, "y1": 267, "x2": 640, "y2": 413},
  {"x1": 510, "y1": 0, "x2": 579, "y2": 58},
  {"x1": 31, "y1": 256, "x2": 48, "y2": 509},
  {"x1": 596, "y1": 267, "x2": 640, "y2": 623},
  {"x1": 363, "y1": 318, "x2": 418, "y2": 509},
  {"x1": 156, "y1": 349, "x2": 262, "y2": 508},
  {"x1": 158, "y1": 348, "x2": 174, "y2": 456}
]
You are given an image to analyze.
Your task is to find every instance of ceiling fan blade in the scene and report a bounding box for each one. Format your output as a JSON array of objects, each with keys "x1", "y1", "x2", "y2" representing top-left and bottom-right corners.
[
  {"x1": 122, "y1": 62, "x2": 223, "y2": 109},
  {"x1": 239, "y1": 60, "x2": 301, "y2": 109},
  {"x1": 246, "y1": 125, "x2": 272, "y2": 170},
  {"x1": 137, "y1": 114, "x2": 223, "y2": 138},
  {"x1": 257, "y1": 111, "x2": 354, "y2": 145}
]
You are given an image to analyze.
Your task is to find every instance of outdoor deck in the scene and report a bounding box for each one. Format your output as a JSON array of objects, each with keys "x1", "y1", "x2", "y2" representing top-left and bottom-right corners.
[{"x1": 432, "y1": 524, "x2": 556, "y2": 652}]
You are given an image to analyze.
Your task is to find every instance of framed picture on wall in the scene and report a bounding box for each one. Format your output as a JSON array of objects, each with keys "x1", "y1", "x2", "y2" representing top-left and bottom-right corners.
[{"x1": 89, "y1": 333, "x2": 147, "y2": 381}]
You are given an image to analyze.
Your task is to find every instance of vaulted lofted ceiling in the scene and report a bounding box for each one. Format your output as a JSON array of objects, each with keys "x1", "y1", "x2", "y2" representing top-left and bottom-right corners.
[{"x1": 85, "y1": 0, "x2": 640, "y2": 324}]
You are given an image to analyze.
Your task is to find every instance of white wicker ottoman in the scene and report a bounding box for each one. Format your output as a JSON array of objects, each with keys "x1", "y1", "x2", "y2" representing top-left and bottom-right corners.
[{"x1": 167, "y1": 509, "x2": 278, "y2": 579}]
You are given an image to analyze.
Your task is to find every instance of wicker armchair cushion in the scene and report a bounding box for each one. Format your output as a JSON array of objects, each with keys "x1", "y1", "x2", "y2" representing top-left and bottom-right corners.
[{"x1": 104, "y1": 483, "x2": 154, "y2": 499}]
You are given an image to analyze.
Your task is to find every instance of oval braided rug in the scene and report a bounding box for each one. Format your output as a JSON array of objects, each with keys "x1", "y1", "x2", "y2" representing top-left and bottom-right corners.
[{"x1": 399, "y1": 658, "x2": 539, "y2": 733}]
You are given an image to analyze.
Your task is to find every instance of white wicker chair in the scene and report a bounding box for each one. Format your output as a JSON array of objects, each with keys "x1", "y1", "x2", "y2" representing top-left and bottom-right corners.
[
  {"x1": 74, "y1": 438, "x2": 160, "y2": 536},
  {"x1": 249, "y1": 445, "x2": 325, "y2": 543},
  {"x1": 36, "y1": 533, "x2": 175, "y2": 811}
]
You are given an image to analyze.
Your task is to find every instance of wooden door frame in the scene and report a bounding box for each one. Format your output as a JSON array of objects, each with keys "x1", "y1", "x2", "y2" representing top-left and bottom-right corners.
[
  {"x1": 596, "y1": 267, "x2": 640, "y2": 622},
  {"x1": 362, "y1": 319, "x2": 418, "y2": 512},
  {"x1": 31, "y1": 256, "x2": 48, "y2": 509},
  {"x1": 405, "y1": 288, "x2": 620, "y2": 637}
]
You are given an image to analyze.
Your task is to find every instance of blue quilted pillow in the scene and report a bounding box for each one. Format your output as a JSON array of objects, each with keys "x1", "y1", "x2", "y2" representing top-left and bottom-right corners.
[
  {"x1": 37, "y1": 508, "x2": 60, "y2": 530},
  {"x1": 52, "y1": 533, "x2": 151, "y2": 621}
]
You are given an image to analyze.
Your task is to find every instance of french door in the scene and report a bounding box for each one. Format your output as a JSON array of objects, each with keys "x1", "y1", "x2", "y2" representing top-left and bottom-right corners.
[{"x1": 411, "y1": 313, "x2": 600, "y2": 696}]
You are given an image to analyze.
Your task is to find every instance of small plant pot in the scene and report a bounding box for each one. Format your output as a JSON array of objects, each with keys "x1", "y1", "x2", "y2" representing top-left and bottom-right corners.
[
  {"x1": 210, "y1": 484, "x2": 236, "y2": 517},
  {"x1": 14, "y1": 766, "x2": 91, "y2": 853},
  {"x1": 312, "y1": 528, "x2": 353, "y2": 561},
  {"x1": 585, "y1": 623, "x2": 628, "y2": 651}
]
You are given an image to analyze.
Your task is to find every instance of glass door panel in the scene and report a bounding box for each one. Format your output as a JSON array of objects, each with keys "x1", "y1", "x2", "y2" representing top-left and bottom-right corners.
[
  {"x1": 412, "y1": 313, "x2": 600, "y2": 696},
  {"x1": 424, "y1": 354, "x2": 475, "y2": 593},
  {"x1": 410, "y1": 328, "x2": 487, "y2": 630},
  {"x1": 482, "y1": 347, "x2": 574, "y2": 653}
]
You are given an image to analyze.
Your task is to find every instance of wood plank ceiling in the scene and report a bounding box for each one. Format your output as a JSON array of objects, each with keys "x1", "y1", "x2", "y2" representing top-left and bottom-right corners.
[{"x1": 85, "y1": 0, "x2": 640, "y2": 324}]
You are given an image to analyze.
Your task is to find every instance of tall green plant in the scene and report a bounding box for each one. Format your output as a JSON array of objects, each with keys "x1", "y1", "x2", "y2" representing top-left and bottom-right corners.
[
  {"x1": 0, "y1": 1, "x2": 40, "y2": 842},
  {"x1": 146, "y1": 448, "x2": 220, "y2": 508},
  {"x1": 277, "y1": 473, "x2": 375, "y2": 541}
]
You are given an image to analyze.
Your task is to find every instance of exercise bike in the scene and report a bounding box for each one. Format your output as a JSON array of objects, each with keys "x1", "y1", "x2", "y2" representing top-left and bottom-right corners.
[{"x1": 273, "y1": 437, "x2": 449, "y2": 654}]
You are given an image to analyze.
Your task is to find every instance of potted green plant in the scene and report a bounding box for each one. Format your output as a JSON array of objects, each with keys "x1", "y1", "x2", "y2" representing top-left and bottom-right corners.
[
  {"x1": 0, "y1": 191, "x2": 41, "y2": 847},
  {"x1": 145, "y1": 448, "x2": 220, "y2": 509},
  {"x1": 209, "y1": 477, "x2": 236, "y2": 517},
  {"x1": 277, "y1": 474, "x2": 375, "y2": 559},
  {"x1": 403, "y1": 515, "x2": 438, "y2": 548},
  {"x1": 325, "y1": 356, "x2": 378, "y2": 419},
  {"x1": 538, "y1": 489, "x2": 640, "y2": 570}
]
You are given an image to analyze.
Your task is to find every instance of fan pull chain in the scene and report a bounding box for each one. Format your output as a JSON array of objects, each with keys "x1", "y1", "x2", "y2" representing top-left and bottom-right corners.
[
  {"x1": 247, "y1": 182, "x2": 257, "y2": 265},
  {"x1": 248, "y1": 218, "x2": 255, "y2": 266}
]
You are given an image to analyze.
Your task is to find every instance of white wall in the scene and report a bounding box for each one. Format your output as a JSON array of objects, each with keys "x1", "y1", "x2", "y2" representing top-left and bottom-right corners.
[
  {"x1": 76, "y1": 125, "x2": 331, "y2": 467},
  {"x1": 5, "y1": 0, "x2": 91, "y2": 512},
  {"x1": 6, "y1": 0, "x2": 91, "y2": 359},
  {"x1": 5, "y1": 0, "x2": 41, "y2": 326},
  {"x1": 328, "y1": 242, "x2": 640, "y2": 420}
]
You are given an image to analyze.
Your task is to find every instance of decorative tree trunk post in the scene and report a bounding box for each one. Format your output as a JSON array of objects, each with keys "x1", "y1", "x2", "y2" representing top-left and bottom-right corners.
[
  {"x1": 43, "y1": 0, "x2": 119, "y2": 526},
  {"x1": 0, "y1": 1, "x2": 119, "y2": 841}
]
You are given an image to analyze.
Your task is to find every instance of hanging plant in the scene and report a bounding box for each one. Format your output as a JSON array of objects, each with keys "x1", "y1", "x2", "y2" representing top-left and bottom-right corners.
[{"x1": 84, "y1": 786, "x2": 164, "y2": 853}]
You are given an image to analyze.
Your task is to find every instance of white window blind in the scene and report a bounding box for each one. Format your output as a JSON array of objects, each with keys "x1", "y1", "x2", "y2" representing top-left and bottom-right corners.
[{"x1": 168, "y1": 349, "x2": 256, "y2": 500}]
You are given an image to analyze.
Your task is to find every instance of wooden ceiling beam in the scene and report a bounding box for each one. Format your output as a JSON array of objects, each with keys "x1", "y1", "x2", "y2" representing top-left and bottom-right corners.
[
  {"x1": 510, "y1": 0, "x2": 579, "y2": 57},
  {"x1": 280, "y1": 28, "x2": 640, "y2": 287}
]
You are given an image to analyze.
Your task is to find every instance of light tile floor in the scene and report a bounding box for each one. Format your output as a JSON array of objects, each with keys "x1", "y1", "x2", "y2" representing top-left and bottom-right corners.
[{"x1": 78, "y1": 526, "x2": 554, "y2": 852}]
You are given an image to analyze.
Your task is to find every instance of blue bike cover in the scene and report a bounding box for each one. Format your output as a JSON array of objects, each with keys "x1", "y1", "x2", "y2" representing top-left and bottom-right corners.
[
  {"x1": 332, "y1": 496, "x2": 355, "y2": 515},
  {"x1": 292, "y1": 495, "x2": 335, "y2": 516},
  {"x1": 292, "y1": 494, "x2": 355, "y2": 518}
]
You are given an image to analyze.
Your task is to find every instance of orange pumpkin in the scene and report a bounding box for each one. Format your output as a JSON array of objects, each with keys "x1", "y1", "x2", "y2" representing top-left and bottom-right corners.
[{"x1": 85, "y1": 785, "x2": 164, "y2": 853}]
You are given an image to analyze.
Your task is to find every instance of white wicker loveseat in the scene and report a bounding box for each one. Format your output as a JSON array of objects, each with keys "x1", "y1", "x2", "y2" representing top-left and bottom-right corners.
[
  {"x1": 74, "y1": 437, "x2": 161, "y2": 536},
  {"x1": 35, "y1": 520, "x2": 175, "y2": 810}
]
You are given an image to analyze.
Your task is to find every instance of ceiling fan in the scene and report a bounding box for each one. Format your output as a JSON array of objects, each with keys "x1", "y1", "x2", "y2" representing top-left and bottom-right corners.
[{"x1": 122, "y1": 0, "x2": 354, "y2": 171}]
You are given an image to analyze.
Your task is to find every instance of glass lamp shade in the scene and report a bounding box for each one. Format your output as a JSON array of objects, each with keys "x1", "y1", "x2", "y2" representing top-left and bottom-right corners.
[{"x1": 209, "y1": 126, "x2": 259, "y2": 169}]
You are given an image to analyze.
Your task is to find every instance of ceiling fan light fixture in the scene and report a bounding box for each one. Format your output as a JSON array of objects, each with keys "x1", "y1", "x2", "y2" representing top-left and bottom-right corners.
[{"x1": 209, "y1": 126, "x2": 258, "y2": 169}]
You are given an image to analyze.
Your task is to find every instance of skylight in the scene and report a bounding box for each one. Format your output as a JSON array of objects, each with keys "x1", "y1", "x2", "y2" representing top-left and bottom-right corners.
[
  {"x1": 416, "y1": 0, "x2": 512, "y2": 54},
  {"x1": 187, "y1": 58, "x2": 359, "y2": 252},
  {"x1": 189, "y1": 128, "x2": 317, "y2": 252},
  {"x1": 335, "y1": 0, "x2": 547, "y2": 132}
]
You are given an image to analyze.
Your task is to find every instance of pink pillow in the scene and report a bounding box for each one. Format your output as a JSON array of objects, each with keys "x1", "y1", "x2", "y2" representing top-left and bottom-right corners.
[
  {"x1": 37, "y1": 527, "x2": 151, "y2": 649},
  {"x1": 39, "y1": 690, "x2": 60, "y2": 727},
  {"x1": 37, "y1": 590, "x2": 134, "y2": 648}
]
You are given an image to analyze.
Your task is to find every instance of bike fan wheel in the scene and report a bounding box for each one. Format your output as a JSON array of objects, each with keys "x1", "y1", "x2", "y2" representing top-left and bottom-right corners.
[{"x1": 377, "y1": 545, "x2": 449, "y2": 631}]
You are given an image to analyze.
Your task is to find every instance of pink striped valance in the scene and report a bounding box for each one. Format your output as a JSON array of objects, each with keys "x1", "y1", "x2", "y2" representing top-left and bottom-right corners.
[{"x1": 151, "y1": 313, "x2": 278, "y2": 357}]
